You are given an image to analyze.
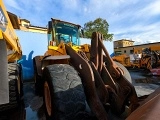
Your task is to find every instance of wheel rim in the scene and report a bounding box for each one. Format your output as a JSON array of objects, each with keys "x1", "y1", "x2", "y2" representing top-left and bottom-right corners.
[{"x1": 44, "y1": 81, "x2": 52, "y2": 116}]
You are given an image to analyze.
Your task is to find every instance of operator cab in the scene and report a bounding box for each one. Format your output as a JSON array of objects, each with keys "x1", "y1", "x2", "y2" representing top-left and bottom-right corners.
[{"x1": 48, "y1": 18, "x2": 81, "y2": 46}]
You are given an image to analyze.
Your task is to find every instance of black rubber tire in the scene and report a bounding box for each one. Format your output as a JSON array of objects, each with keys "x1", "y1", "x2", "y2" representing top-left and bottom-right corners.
[
  {"x1": 33, "y1": 56, "x2": 43, "y2": 96},
  {"x1": 0, "y1": 63, "x2": 22, "y2": 112},
  {"x1": 43, "y1": 64, "x2": 88, "y2": 120}
]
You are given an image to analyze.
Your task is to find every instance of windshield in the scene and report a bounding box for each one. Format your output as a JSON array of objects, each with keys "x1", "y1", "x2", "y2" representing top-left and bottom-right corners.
[{"x1": 55, "y1": 23, "x2": 79, "y2": 45}]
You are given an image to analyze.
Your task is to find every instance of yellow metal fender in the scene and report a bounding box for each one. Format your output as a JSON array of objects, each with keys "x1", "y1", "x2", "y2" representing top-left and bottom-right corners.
[{"x1": 0, "y1": 30, "x2": 3, "y2": 39}]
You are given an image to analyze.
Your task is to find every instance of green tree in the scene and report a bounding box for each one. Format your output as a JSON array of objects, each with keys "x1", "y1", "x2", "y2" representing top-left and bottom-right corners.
[{"x1": 83, "y1": 18, "x2": 113, "y2": 41}]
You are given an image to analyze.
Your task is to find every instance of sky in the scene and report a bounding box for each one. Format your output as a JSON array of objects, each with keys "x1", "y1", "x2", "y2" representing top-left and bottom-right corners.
[{"x1": 4, "y1": 0, "x2": 160, "y2": 45}]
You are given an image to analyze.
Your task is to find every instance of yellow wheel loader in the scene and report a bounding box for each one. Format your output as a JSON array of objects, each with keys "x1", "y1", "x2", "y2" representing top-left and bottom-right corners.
[
  {"x1": 33, "y1": 18, "x2": 160, "y2": 120},
  {"x1": 112, "y1": 46, "x2": 160, "y2": 70},
  {"x1": 0, "y1": 0, "x2": 23, "y2": 112}
]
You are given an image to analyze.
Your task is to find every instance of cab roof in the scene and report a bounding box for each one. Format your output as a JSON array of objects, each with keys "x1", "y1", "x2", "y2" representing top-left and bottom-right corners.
[{"x1": 51, "y1": 18, "x2": 81, "y2": 29}]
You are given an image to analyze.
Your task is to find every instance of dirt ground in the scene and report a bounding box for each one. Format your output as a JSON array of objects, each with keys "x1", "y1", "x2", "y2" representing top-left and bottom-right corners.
[
  {"x1": 0, "y1": 68, "x2": 160, "y2": 120},
  {"x1": 129, "y1": 69, "x2": 160, "y2": 97}
]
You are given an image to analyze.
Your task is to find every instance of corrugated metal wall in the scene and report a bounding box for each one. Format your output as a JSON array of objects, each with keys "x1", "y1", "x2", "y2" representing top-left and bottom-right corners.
[{"x1": 16, "y1": 30, "x2": 113, "y2": 80}]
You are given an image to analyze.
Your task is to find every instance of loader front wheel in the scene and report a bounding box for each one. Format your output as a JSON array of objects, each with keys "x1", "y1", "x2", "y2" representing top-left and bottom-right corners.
[{"x1": 43, "y1": 64, "x2": 88, "y2": 120}]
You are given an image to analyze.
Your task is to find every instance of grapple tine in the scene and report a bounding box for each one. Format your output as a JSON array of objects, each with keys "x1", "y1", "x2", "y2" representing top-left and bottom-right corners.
[{"x1": 65, "y1": 44, "x2": 109, "y2": 120}]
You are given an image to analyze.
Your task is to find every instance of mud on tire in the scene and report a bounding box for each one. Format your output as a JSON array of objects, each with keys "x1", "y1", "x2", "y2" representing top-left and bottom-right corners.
[{"x1": 43, "y1": 64, "x2": 88, "y2": 120}]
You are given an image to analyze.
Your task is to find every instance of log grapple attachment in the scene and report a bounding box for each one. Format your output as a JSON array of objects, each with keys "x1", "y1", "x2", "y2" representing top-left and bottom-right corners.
[{"x1": 65, "y1": 32, "x2": 139, "y2": 119}]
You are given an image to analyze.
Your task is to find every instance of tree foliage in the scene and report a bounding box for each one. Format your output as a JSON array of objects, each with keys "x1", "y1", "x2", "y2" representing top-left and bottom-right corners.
[{"x1": 83, "y1": 18, "x2": 113, "y2": 41}]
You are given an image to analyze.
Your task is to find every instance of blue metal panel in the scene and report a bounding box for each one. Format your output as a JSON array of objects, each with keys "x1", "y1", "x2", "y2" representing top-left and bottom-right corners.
[{"x1": 16, "y1": 30, "x2": 47, "y2": 81}]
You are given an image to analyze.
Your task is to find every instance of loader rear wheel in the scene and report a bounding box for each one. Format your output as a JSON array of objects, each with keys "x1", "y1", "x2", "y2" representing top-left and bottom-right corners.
[
  {"x1": 0, "y1": 63, "x2": 23, "y2": 112},
  {"x1": 43, "y1": 64, "x2": 88, "y2": 120},
  {"x1": 33, "y1": 56, "x2": 43, "y2": 96}
]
